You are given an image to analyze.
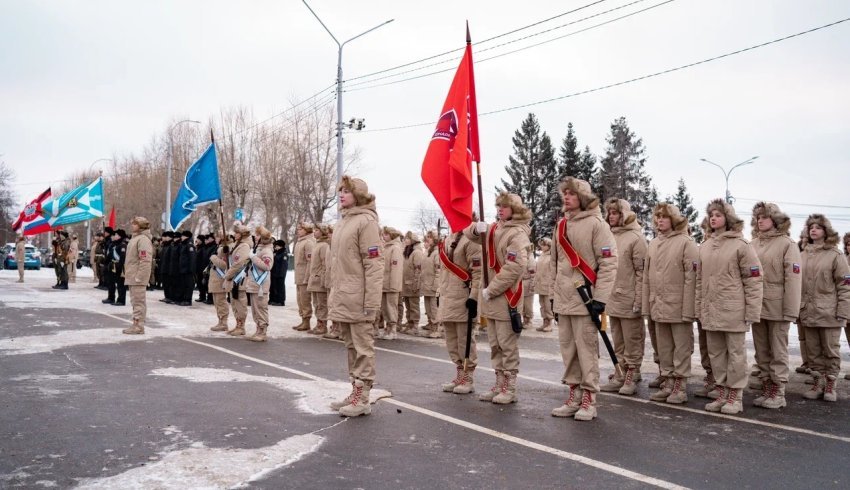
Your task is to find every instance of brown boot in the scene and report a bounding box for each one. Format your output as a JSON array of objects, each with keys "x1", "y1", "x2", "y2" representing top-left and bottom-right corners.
[
  {"x1": 228, "y1": 320, "x2": 246, "y2": 336},
  {"x1": 323, "y1": 323, "x2": 341, "y2": 339},
  {"x1": 492, "y1": 371, "x2": 517, "y2": 404},
  {"x1": 618, "y1": 367, "x2": 638, "y2": 396},
  {"x1": 339, "y1": 379, "x2": 372, "y2": 417},
  {"x1": 122, "y1": 320, "x2": 145, "y2": 335},
  {"x1": 330, "y1": 378, "x2": 355, "y2": 410},
  {"x1": 248, "y1": 324, "x2": 267, "y2": 342},
  {"x1": 823, "y1": 375, "x2": 838, "y2": 402},
  {"x1": 310, "y1": 321, "x2": 328, "y2": 335},
  {"x1": 294, "y1": 318, "x2": 311, "y2": 331},
  {"x1": 665, "y1": 377, "x2": 688, "y2": 404},
  {"x1": 803, "y1": 372, "x2": 824, "y2": 400},
  {"x1": 552, "y1": 384, "x2": 583, "y2": 417},
  {"x1": 720, "y1": 388, "x2": 743, "y2": 414},
  {"x1": 694, "y1": 371, "x2": 717, "y2": 398},
  {"x1": 210, "y1": 316, "x2": 228, "y2": 332},
  {"x1": 427, "y1": 325, "x2": 444, "y2": 339},
  {"x1": 453, "y1": 369, "x2": 475, "y2": 394},
  {"x1": 479, "y1": 371, "x2": 504, "y2": 402},
  {"x1": 761, "y1": 382, "x2": 787, "y2": 409},
  {"x1": 442, "y1": 366, "x2": 463, "y2": 393},
  {"x1": 574, "y1": 390, "x2": 598, "y2": 421},
  {"x1": 753, "y1": 378, "x2": 772, "y2": 407},
  {"x1": 704, "y1": 386, "x2": 728, "y2": 412}
]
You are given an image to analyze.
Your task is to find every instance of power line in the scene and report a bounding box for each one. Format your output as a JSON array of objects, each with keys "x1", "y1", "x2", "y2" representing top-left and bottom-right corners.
[
  {"x1": 358, "y1": 16, "x2": 850, "y2": 133},
  {"x1": 343, "y1": 0, "x2": 610, "y2": 83}
]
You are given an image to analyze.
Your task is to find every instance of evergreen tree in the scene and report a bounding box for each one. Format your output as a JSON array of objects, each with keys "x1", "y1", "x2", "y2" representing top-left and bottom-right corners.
[
  {"x1": 546, "y1": 124, "x2": 600, "y2": 226},
  {"x1": 536, "y1": 132, "x2": 559, "y2": 241},
  {"x1": 667, "y1": 177, "x2": 702, "y2": 242},
  {"x1": 598, "y1": 116, "x2": 655, "y2": 225}
]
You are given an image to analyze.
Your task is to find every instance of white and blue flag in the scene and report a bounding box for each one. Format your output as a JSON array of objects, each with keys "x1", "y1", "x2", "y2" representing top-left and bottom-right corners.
[{"x1": 42, "y1": 177, "x2": 104, "y2": 227}]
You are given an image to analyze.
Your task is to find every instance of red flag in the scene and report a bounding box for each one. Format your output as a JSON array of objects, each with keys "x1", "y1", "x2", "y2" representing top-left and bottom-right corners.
[
  {"x1": 107, "y1": 207, "x2": 116, "y2": 229},
  {"x1": 12, "y1": 187, "x2": 52, "y2": 236},
  {"x1": 421, "y1": 24, "x2": 479, "y2": 233}
]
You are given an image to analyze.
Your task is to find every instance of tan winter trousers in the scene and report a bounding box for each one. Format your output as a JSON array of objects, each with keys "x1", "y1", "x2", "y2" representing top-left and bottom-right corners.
[
  {"x1": 656, "y1": 322, "x2": 694, "y2": 378},
  {"x1": 522, "y1": 294, "x2": 534, "y2": 324},
  {"x1": 444, "y1": 320, "x2": 478, "y2": 369},
  {"x1": 646, "y1": 319, "x2": 659, "y2": 365},
  {"x1": 249, "y1": 293, "x2": 269, "y2": 330},
  {"x1": 610, "y1": 316, "x2": 645, "y2": 370},
  {"x1": 296, "y1": 284, "x2": 313, "y2": 320},
  {"x1": 752, "y1": 320, "x2": 790, "y2": 384},
  {"x1": 17, "y1": 263, "x2": 24, "y2": 282},
  {"x1": 231, "y1": 290, "x2": 248, "y2": 322},
  {"x1": 802, "y1": 326, "x2": 841, "y2": 377},
  {"x1": 798, "y1": 327, "x2": 810, "y2": 367},
  {"x1": 339, "y1": 322, "x2": 376, "y2": 382},
  {"x1": 706, "y1": 330, "x2": 747, "y2": 389},
  {"x1": 128, "y1": 285, "x2": 147, "y2": 327},
  {"x1": 400, "y1": 295, "x2": 421, "y2": 325},
  {"x1": 486, "y1": 318, "x2": 520, "y2": 372},
  {"x1": 381, "y1": 292, "x2": 399, "y2": 331},
  {"x1": 69, "y1": 262, "x2": 76, "y2": 283},
  {"x1": 559, "y1": 315, "x2": 600, "y2": 393},
  {"x1": 211, "y1": 292, "x2": 229, "y2": 327},
  {"x1": 312, "y1": 291, "x2": 328, "y2": 322},
  {"x1": 538, "y1": 295, "x2": 554, "y2": 321},
  {"x1": 697, "y1": 321, "x2": 711, "y2": 373},
  {"x1": 423, "y1": 295, "x2": 438, "y2": 325}
]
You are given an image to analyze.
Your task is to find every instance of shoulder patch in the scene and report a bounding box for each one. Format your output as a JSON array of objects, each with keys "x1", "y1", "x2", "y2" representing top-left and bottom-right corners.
[
  {"x1": 472, "y1": 257, "x2": 481, "y2": 267},
  {"x1": 368, "y1": 246, "x2": 380, "y2": 258},
  {"x1": 843, "y1": 274, "x2": 850, "y2": 286},
  {"x1": 692, "y1": 261, "x2": 698, "y2": 272},
  {"x1": 392, "y1": 259, "x2": 398, "y2": 265},
  {"x1": 792, "y1": 263, "x2": 800, "y2": 274},
  {"x1": 750, "y1": 266, "x2": 761, "y2": 278},
  {"x1": 506, "y1": 251, "x2": 517, "y2": 262},
  {"x1": 601, "y1": 246, "x2": 612, "y2": 258},
  {"x1": 263, "y1": 256, "x2": 271, "y2": 267},
  {"x1": 140, "y1": 250, "x2": 148, "y2": 260}
]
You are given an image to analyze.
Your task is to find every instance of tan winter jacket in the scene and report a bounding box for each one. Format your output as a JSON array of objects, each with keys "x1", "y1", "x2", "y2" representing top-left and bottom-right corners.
[
  {"x1": 245, "y1": 242, "x2": 274, "y2": 295},
  {"x1": 382, "y1": 237, "x2": 403, "y2": 293},
  {"x1": 607, "y1": 202, "x2": 646, "y2": 319},
  {"x1": 402, "y1": 244, "x2": 424, "y2": 297},
  {"x1": 421, "y1": 248, "x2": 439, "y2": 297},
  {"x1": 697, "y1": 230, "x2": 763, "y2": 331},
  {"x1": 307, "y1": 238, "x2": 330, "y2": 293},
  {"x1": 465, "y1": 217, "x2": 532, "y2": 321},
  {"x1": 643, "y1": 230, "x2": 698, "y2": 323},
  {"x1": 534, "y1": 249, "x2": 553, "y2": 295},
  {"x1": 293, "y1": 234, "x2": 315, "y2": 286},
  {"x1": 15, "y1": 240, "x2": 25, "y2": 262},
  {"x1": 799, "y1": 243, "x2": 850, "y2": 328},
  {"x1": 68, "y1": 238, "x2": 79, "y2": 264},
  {"x1": 438, "y1": 232, "x2": 483, "y2": 323},
  {"x1": 327, "y1": 201, "x2": 384, "y2": 323},
  {"x1": 223, "y1": 236, "x2": 252, "y2": 291},
  {"x1": 208, "y1": 243, "x2": 230, "y2": 292},
  {"x1": 123, "y1": 229, "x2": 153, "y2": 286},
  {"x1": 522, "y1": 255, "x2": 536, "y2": 297},
  {"x1": 751, "y1": 230, "x2": 802, "y2": 322},
  {"x1": 549, "y1": 210, "x2": 618, "y2": 316}
]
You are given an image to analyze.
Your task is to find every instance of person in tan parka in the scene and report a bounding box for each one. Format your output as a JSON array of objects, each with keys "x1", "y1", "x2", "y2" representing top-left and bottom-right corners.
[
  {"x1": 521, "y1": 247, "x2": 537, "y2": 328},
  {"x1": 399, "y1": 231, "x2": 425, "y2": 334},
  {"x1": 245, "y1": 226, "x2": 274, "y2": 342},
  {"x1": 208, "y1": 232, "x2": 232, "y2": 332},
  {"x1": 534, "y1": 238, "x2": 555, "y2": 332},
  {"x1": 439, "y1": 224, "x2": 483, "y2": 394},
  {"x1": 466, "y1": 192, "x2": 531, "y2": 405},
  {"x1": 292, "y1": 222, "x2": 315, "y2": 332},
  {"x1": 68, "y1": 234, "x2": 79, "y2": 283},
  {"x1": 600, "y1": 198, "x2": 648, "y2": 396},
  {"x1": 421, "y1": 230, "x2": 442, "y2": 338},
  {"x1": 844, "y1": 232, "x2": 850, "y2": 380},
  {"x1": 749, "y1": 202, "x2": 802, "y2": 409},
  {"x1": 378, "y1": 226, "x2": 404, "y2": 339},
  {"x1": 122, "y1": 217, "x2": 154, "y2": 335},
  {"x1": 698, "y1": 199, "x2": 763, "y2": 415},
  {"x1": 693, "y1": 216, "x2": 715, "y2": 398},
  {"x1": 14, "y1": 235, "x2": 25, "y2": 283},
  {"x1": 549, "y1": 178, "x2": 618, "y2": 421},
  {"x1": 799, "y1": 215, "x2": 850, "y2": 402},
  {"x1": 642, "y1": 203, "x2": 698, "y2": 403},
  {"x1": 327, "y1": 176, "x2": 384, "y2": 417},
  {"x1": 223, "y1": 224, "x2": 253, "y2": 336},
  {"x1": 307, "y1": 224, "x2": 331, "y2": 336}
]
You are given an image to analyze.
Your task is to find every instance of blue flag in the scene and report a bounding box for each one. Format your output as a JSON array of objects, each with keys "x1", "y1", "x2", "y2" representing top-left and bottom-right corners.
[
  {"x1": 169, "y1": 143, "x2": 222, "y2": 230},
  {"x1": 41, "y1": 177, "x2": 105, "y2": 227}
]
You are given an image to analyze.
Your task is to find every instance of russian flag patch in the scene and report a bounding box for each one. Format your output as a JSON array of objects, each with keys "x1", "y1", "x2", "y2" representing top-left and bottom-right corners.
[
  {"x1": 506, "y1": 251, "x2": 517, "y2": 262},
  {"x1": 601, "y1": 246, "x2": 612, "y2": 258},
  {"x1": 843, "y1": 274, "x2": 850, "y2": 286},
  {"x1": 472, "y1": 258, "x2": 481, "y2": 267},
  {"x1": 792, "y1": 263, "x2": 800, "y2": 274},
  {"x1": 368, "y1": 246, "x2": 380, "y2": 258},
  {"x1": 750, "y1": 266, "x2": 761, "y2": 278}
]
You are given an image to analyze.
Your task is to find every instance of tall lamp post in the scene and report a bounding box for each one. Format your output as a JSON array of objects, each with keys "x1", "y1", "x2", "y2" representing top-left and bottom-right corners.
[
  {"x1": 699, "y1": 156, "x2": 759, "y2": 204},
  {"x1": 165, "y1": 119, "x2": 201, "y2": 230},
  {"x1": 302, "y1": 0, "x2": 393, "y2": 216}
]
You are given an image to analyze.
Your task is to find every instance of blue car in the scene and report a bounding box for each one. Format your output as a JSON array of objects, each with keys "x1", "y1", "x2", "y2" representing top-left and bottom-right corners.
[{"x1": 4, "y1": 243, "x2": 41, "y2": 270}]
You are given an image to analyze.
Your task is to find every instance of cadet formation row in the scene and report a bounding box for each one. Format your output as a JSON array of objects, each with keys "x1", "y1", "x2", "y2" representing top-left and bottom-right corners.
[{"x1": 34, "y1": 174, "x2": 850, "y2": 420}]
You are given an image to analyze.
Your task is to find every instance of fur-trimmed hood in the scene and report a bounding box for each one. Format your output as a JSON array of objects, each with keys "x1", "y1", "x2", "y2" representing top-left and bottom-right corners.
[
  {"x1": 255, "y1": 225, "x2": 273, "y2": 244},
  {"x1": 495, "y1": 191, "x2": 532, "y2": 222},
  {"x1": 605, "y1": 198, "x2": 640, "y2": 231},
  {"x1": 314, "y1": 223, "x2": 332, "y2": 242},
  {"x1": 706, "y1": 198, "x2": 744, "y2": 233},
  {"x1": 405, "y1": 230, "x2": 422, "y2": 244},
  {"x1": 383, "y1": 226, "x2": 402, "y2": 239},
  {"x1": 338, "y1": 175, "x2": 375, "y2": 207},
  {"x1": 802, "y1": 214, "x2": 840, "y2": 249},
  {"x1": 558, "y1": 177, "x2": 599, "y2": 212},
  {"x1": 844, "y1": 231, "x2": 850, "y2": 255},
  {"x1": 653, "y1": 202, "x2": 689, "y2": 233},
  {"x1": 750, "y1": 201, "x2": 791, "y2": 238}
]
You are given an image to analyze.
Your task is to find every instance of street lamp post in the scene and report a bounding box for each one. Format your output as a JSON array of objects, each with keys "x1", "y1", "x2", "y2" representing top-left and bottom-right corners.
[
  {"x1": 302, "y1": 0, "x2": 393, "y2": 216},
  {"x1": 699, "y1": 156, "x2": 759, "y2": 204},
  {"x1": 165, "y1": 119, "x2": 201, "y2": 230}
]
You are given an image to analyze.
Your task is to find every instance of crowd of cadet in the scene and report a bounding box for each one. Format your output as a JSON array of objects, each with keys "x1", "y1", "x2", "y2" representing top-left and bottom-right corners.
[{"x1": 26, "y1": 173, "x2": 850, "y2": 420}]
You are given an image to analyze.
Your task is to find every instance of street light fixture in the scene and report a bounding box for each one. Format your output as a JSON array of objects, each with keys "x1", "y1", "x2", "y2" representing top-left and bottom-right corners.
[
  {"x1": 165, "y1": 119, "x2": 201, "y2": 230},
  {"x1": 699, "y1": 156, "x2": 759, "y2": 204},
  {"x1": 302, "y1": 0, "x2": 394, "y2": 217}
]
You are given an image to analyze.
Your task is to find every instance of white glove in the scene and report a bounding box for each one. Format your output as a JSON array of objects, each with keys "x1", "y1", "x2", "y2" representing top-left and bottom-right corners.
[
  {"x1": 475, "y1": 222, "x2": 488, "y2": 235},
  {"x1": 481, "y1": 288, "x2": 491, "y2": 301},
  {"x1": 745, "y1": 321, "x2": 753, "y2": 328}
]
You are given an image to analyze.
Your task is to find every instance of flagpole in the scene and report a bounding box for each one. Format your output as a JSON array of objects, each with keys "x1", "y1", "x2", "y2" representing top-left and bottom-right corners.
[{"x1": 209, "y1": 129, "x2": 227, "y2": 238}]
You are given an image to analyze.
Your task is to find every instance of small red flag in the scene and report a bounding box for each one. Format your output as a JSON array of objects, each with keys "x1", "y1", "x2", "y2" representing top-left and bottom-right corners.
[
  {"x1": 421, "y1": 24, "x2": 479, "y2": 233},
  {"x1": 107, "y1": 207, "x2": 116, "y2": 229}
]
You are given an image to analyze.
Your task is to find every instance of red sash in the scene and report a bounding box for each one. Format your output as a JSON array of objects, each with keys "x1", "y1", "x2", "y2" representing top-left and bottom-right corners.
[
  {"x1": 438, "y1": 241, "x2": 470, "y2": 282},
  {"x1": 486, "y1": 224, "x2": 523, "y2": 308},
  {"x1": 556, "y1": 217, "x2": 597, "y2": 286}
]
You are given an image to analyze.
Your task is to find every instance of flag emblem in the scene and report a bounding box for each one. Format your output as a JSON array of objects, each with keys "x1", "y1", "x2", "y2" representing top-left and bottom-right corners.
[
  {"x1": 792, "y1": 263, "x2": 800, "y2": 274},
  {"x1": 472, "y1": 258, "x2": 481, "y2": 267},
  {"x1": 368, "y1": 246, "x2": 380, "y2": 258},
  {"x1": 750, "y1": 266, "x2": 761, "y2": 277},
  {"x1": 506, "y1": 251, "x2": 517, "y2": 262},
  {"x1": 601, "y1": 246, "x2": 612, "y2": 258},
  {"x1": 843, "y1": 274, "x2": 850, "y2": 286}
]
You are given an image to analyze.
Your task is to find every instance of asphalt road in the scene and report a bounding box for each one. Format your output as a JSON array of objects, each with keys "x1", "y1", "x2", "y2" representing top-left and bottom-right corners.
[{"x1": 1, "y1": 270, "x2": 849, "y2": 489}]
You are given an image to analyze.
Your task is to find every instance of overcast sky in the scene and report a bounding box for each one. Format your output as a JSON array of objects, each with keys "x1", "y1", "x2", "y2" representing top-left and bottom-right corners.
[{"x1": 2, "y1": 0, "x2": 849, "y2": 234}]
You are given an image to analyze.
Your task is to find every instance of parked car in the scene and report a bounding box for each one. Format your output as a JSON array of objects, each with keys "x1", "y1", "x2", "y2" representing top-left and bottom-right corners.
[
  {"x1": 4, "y1": 243, "x2": 41, "y2": 270},
  {"x1": 39, "y1": 248, "x2": 49, "y2": 267}
]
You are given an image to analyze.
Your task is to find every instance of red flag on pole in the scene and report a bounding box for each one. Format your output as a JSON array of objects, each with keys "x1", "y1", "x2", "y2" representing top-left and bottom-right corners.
[
  {"x1": 107, "y1": 207, "x2": 116, "y2": 229},
  {"x1": 11, "y1": 187, "x2": 52, "y2": 236},
  {"x1": 421, "y1": 24, "x2": 480, "y2": 233}
]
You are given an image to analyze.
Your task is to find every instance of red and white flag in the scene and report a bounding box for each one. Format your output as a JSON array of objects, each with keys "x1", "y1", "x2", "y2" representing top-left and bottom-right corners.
[
  {"x1": 421, "y1": 24, "x2": 480, "y2": 233},
  {"x1": 11, "y1": 187, "x2": 52, "y2": 236}
]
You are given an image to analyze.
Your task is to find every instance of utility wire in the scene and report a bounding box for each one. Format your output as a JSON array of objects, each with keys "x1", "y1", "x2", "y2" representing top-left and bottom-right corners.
[{"x1": 358, "y1": 16, "x2": 850, "y2": 133}]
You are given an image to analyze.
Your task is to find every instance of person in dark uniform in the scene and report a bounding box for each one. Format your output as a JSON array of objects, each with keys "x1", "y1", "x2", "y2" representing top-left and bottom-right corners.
[
  {"x1": 195, "y1": 234, "x2": 208, "y2": 303},
  {"x1": 166, "y1": 231, "x2": 182, "y2": 304},
  {"x1": 104, "y1": 229, "x2": 128, "y2": 305},
  {"x1": 202, "y1": 234, "x2": 217, "y2": 304},
  {"x1": 177, "y1": 230, "x2": 197, "y2": 306},
  {"x1": 95, "y1": 228, "x2": 112, "y2": 289},
  {"x1": 269, "y1": 239, "x2": 288, "y2": 306}
]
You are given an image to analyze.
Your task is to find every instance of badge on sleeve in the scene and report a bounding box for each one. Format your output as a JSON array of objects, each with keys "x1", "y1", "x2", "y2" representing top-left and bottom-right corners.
[
  {"x1": 140, "y1": 250, "x2": 148, "y2": 260},
  {"x1": 750, "y1": 266, "x2": 761, "y2": 278},
  {"x1": 392, "y1": 260, "x2": 398, "y2": 265},
  {"x1": 263, "y1": 256, "x2": 271, "y2": 267},
  {"x1": 843, "y1": 274, "x2": 850, "y2": 286},
  {"x1": 307, "y1": 253, "x2": 312, "y2": 260},
  {"x1": 792, "y1": 263, "x2": 800, "y2": 274},
  {"x1": 601, "y1": 246, "x2": 612, "y2": 258},
  {"x1": 529, "y1": 269, "x2": 535, "y2": 275},
  {"x1": 368, "y1": 246, "x2": 380, "y2": 258},
  {"x1": 692, "y1": 261, "x2": 698, "y2": 272},
  {"x1": 472, "y1": 258, "x2": 481, "y2": 267},
  {"x1": 506, "y1": 251, "x2": 517, "y2": 262}
]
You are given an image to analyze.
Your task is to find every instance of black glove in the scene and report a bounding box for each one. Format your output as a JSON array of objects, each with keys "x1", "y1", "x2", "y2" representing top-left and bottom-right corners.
[
  {"x1": 591, "y1": 300, "x2": 606, "y2": 316},
  {"x1": 222, "y1": 245, "x2": 230, "y2": 254},
  {"x1": 465, "y1": 298, "x2": 478, "y2": 318}
]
